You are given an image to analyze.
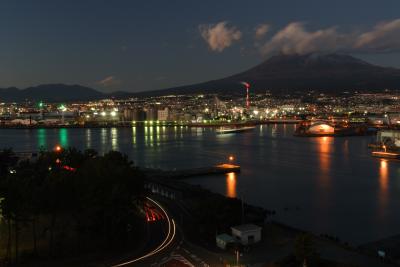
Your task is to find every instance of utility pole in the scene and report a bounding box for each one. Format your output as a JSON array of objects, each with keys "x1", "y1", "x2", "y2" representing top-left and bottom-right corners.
[{"x1": 241, "y1": 195, "x2": 244, "y2": 224}]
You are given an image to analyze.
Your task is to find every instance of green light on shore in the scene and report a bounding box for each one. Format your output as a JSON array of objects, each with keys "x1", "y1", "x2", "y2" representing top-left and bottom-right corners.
[
  {"x1": 38, "y1": 101, "x2": 44, "y2": 108},
  {"x1": 59, "y1": 104, "x2": 67, "y2": 112}
]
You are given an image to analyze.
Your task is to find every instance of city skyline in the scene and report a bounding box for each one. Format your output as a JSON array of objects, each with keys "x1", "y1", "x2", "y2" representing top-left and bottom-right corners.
[{"x1": 1, "y1": 0, "x2": 400, "y2": 92}]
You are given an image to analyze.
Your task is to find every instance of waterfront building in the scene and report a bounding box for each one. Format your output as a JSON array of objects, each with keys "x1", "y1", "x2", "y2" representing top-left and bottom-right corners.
[
  {"x1": 308, "y1": 121, "x2": 335, "y2": 135},
  {"x1": 377, "y1": 129, "x2": 400, "y2": 148},
  {"x1": 368, "y1": 116, "x2": 387, "y2": 126},
  {"x1": 145, "y1": 107, "x2": 158, "y2": 121},
  {"x1": 123, "y1": 108, "x2": 146, "y2": 121},
  {"x1": 157, "y1": 107, "x2": 170, "y2": 121},
  {"x1": 9, "y1": 119, "x2": 37, "y2": 126}
]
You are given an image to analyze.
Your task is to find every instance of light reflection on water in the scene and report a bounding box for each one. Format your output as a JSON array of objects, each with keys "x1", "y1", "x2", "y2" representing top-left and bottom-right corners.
[
  {"x1": 37, "y1": 128, "x2": 46, "y2": 148},
  {"x1": 111, "y1": 128, "x2": 118, "y2": 150},
  {"x1": 226, "y1": 172, "x2": 237, "y2": 198},
  {"x1": 59, "y1": 128, "x2": 68, "y2": 147},
  {"x1": 2, "y1": 125, "x2": 400, "y2": 244},
  {"x1": 378, "y1": 159, "x2": 389, "y2": 220},
  {"x1": 317, "y1": 136, "x2": 332, "y2": 188},
  {"x1": 85, "y1": 129, "x2": 92, "y2": 149}
]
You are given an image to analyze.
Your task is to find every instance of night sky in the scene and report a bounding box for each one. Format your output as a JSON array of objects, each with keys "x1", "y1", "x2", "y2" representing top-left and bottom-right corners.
[{"x1": 1, "y1": 0, "x2": 400, "y2": 92}]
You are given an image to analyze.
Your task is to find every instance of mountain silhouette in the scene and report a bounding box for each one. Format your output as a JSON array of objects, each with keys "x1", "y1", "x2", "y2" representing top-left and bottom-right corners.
[
  {"x1": 1, "y1": 54, "x2": 400, "y2": 102},
  {"x1": 136, "y1": 53, "x2": 400, "y2": 96},
  {"x1": 0, "y1": 84, "x2": 104, "y2": 102}
]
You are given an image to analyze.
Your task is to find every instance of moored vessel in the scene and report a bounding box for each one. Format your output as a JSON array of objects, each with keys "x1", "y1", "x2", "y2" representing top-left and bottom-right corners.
[{"x1": 216, "y1": 126, "x2": 256, "y2": 134}]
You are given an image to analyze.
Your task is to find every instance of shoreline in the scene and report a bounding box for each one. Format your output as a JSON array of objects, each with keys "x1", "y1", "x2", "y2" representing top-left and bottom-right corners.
[
  {"x1": 0, "y1": 120, "x2": 301, "y2": 129},
  {"x1": 152, "y1": 172, "x2": 397, "y2": 266}
]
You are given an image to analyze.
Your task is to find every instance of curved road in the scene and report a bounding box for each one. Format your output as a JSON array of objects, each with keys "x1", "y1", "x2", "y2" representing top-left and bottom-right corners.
[{"x1": 111, "y1": 197, "x2": 177, "y2": 267}]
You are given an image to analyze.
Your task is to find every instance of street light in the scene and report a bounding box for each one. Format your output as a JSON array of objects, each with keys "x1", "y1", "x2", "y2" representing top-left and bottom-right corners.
[{"x1": 229, "y1": 155, "x2": 234, "y2": 162}]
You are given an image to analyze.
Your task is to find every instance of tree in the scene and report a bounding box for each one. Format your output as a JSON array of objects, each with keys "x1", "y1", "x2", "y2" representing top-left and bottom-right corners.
[
  {"x1": 0, "y1": 159, "x2": 34, "y2": 263},
  {"x1": 0, "y1": 148, "x2": 18, "y2": 178},
  {"x1": 0, "y1": 147, "x2": 146, "y2": 262}
]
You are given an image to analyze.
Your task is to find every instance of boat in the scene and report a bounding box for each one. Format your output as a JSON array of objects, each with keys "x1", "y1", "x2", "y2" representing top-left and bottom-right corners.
[{"x1": 216, "y1": 126, "x2": 256, "y2": 134}]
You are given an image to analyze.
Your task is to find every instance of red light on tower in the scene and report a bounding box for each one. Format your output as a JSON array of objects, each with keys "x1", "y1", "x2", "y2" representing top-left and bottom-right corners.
[{"x1": 241, "y1": 82, "x2": 250, "y2": 109}]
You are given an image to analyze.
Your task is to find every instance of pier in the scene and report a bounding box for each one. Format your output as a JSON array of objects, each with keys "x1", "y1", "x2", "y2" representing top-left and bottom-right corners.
[
  {"x1": 144, "y1": 163, "x2": 241, "y2": 179},
  {"x1": 371, "y1": 151, "x2": 400, "y2": 159}
]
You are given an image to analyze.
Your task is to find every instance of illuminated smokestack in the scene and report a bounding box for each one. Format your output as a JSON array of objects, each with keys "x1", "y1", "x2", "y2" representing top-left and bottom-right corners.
[{"x1": 241, "y1": 82, "x2": 250, "y2": 109}]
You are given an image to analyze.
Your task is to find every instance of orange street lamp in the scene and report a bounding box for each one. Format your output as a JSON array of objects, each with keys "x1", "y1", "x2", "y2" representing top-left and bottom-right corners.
[
  {"x1": 55, "y1": 145, "x2": 62, "y2": 152},
  {"x1": 229, "y1": 155, "x2": 234, "y2": 161}
]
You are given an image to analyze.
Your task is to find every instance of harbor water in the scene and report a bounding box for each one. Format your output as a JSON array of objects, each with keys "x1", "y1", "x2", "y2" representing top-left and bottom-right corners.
[{"x1": 0, "y1": 124, "x2": 398, "y2": 244}]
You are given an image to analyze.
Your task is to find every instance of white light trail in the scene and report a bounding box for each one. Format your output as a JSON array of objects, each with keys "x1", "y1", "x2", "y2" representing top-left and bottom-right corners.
[{"x1": 111, "y1": 197, "x2": 176, "y2": 267}]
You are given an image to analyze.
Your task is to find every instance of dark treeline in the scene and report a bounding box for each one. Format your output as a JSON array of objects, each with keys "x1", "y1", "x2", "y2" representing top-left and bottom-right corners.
[{"x1": 0, "y1": 148, "x2": 145, "y2": 265}]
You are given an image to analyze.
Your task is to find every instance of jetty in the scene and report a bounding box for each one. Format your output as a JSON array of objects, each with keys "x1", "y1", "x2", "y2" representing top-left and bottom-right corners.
[
  {"x1": 144, "y1": 163, "x2": 241, "y2": 179},
  {"x1": 371, "y1": 151, "x2": 400, "y2": 159}
]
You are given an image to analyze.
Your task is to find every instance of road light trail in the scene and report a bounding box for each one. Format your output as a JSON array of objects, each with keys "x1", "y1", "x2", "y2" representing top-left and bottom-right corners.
[{"x1": 111, "y1": 197, "x2": 176, "y2": 267}]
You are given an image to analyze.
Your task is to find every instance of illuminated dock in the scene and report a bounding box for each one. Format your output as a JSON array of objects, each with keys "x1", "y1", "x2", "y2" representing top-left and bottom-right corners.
[
  {"x1": 144, "y1": 163, "x2": 241, "y2": 179},
  {"x1": 372, "y1": 151, "x2": 400, "y2": 159}
]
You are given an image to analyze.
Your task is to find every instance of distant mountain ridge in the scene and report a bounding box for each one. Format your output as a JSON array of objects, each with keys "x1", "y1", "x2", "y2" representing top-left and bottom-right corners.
[
  {"x1": 139, "y1": 53, "x2": 400, "y2": 96},
  {"x1": 0, "y1": 84, "x2": 104, "y2": 102},
  {"x1": 1, "y1": 54, "x2": 400, "y2": 102}
]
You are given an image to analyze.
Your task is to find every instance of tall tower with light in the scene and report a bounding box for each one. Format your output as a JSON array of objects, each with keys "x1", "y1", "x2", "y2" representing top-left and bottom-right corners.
[{"x1": 241, "y1": 82, "x2": 250, "y2": 109}]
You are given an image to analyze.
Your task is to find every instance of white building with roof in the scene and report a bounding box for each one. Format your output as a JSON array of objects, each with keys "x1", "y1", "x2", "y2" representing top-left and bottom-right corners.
[{"x1": 231, "y1": 224, "x2": 262, "y2": 245}]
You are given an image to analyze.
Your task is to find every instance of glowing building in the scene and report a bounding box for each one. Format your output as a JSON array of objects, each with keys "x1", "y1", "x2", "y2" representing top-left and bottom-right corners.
[{"x1": 308, "y1": 121, "x2": 335, "y2": 135}]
